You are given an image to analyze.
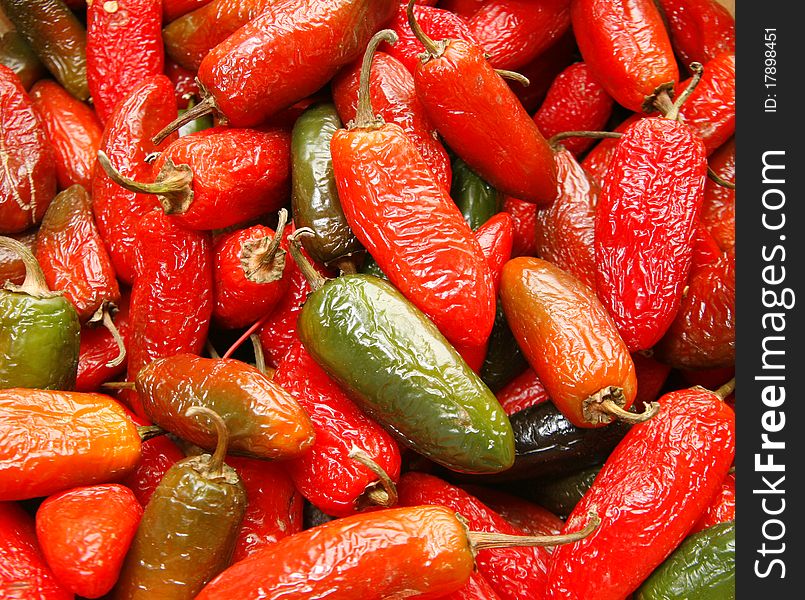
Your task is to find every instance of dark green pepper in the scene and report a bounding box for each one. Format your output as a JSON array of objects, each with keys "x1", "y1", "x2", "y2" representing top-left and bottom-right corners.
[
  {"x1": 0, "y1": 28, "x2": 46, "y2": 90},
  {"x1": 0, "y1": 236, "x2": 80, "y2": 390},
  {"x1": 291, "y1": 103, "x2": 362, "y2": 271},
  {"x1": 635, "y1": 520, "x2": 735, "y2": 600},
  {"x1": 359, "y1": 254, "x2": 388, "y2": 281},
  {"x1": 480, "y1": 301, "x2": 528, "y2": 393},
  {"x1": 113, "y1": 407, "x2": 247, "y2": 600},
  {"x1": 292, "y1": 234, "x2": 514, "y2": 474},
  {"x1": 525, "y1": 465, "x2": 602, "y2": 519},
  {"x1": 450, "y1": 156, "x2": 502, "y2": 231},
  {"x1": 0, "y1": 0, "x2": 88, "y2": 100}
]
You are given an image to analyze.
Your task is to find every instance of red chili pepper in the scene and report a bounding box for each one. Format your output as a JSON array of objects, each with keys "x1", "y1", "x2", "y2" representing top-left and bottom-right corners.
[
  {"x1": 690, "y1": 223, "x2": 724, "y2": 272},
  {"x1": 534, "y1": 147, "x2": 599, "y2": 290},
  {"x1": 99, "y1": 126, "x2": 291, "y2": 232},
  {"x1": 700, "y1": 138, "x2": 735, "y2": 251},
  {"x1": 656, "y1": 0, "x2": 735, "y2": 67},
  {"x1": 0, "y1": 501, "x2": 72, "y2": 600},
  {"x1": 76, "y1": 294, "x2": 130, "y2": 393},
  {"x1": 439, "y1": 0, "x2": 486, "y2": 18},
  {"x1": 533, "y1": 62, "x2": 614, "y2": 158},
  {"x1": 571, "y1": 0, "x2": 678, "y2": 112},
  {"x1": 631, "y1": 352, "x2": 671, "y2": 409},
  {"x1": 382, "y1": 3, "x2": 479, "y2": 75},
  {"x1": 397, "y1": 471, "x2": 552, "y2": 600},
  {"x1": 495, "y1": 367, "x2": 550, "y2": 416},
  {"x1": 546, "y1": 385, "x2": 735, "y2": 599},
  {"x1": 163, "y1": 0, "x2": 212, "y2": 23},
  {"x1": 35, "y1": 484, "x2": 142, "y2": 599},
  {"x1": 580, "y1": 114, "x2": 641, "y2": 185},
  {"x1": 226, "y1": 456, "x2": 304, "y2": 563},
  {"x1": 165, "y1": 58, "x2": 199, "y2": 109},
  {"x1": 0, "y1": 229, "x2": 36, "y2": 287},
  {"x1": 466, "y1": 0, "x2": 571, "y2": 70},
  {"x1": 92, "y1": 75, "x2": 178, "y2": 285},
  {"x1": 29, "y1": 80, "x2": 102, "y2": 191},
  {"x1": 680, "y1": 366, "x2": 735, "y2": 391},
  {"x1": 408, "y1": 4, "x2": 557, "y2": 204},
  {"x1": 87, "y1": 0, "x2": 164, "y2": 124},
  {"x1": 125, "y1": 210, "x2": 212, "y2": 417},
  {"x1": 442, "y1": 571, "x2": 503, "y2": 600},
  {"x1": 0, "y1": 64, "x2": 56, "y2": 234},
  {"x1": 274, "y1": 341, "x2": 402, "y2": 517},
  {"x1": 502, "y1": 196, "x2": 539, "y2": 258},
  {"x1": 463, "y1": 486, "x2": 564, "y2": 539},
  {"x1": 507, "y1": 31, "x2": 576, "y2": 113},
  {"x1": 331, "y1": 30, "x2": 494, "y2": 349},
  {"x1": 332, "y1": 49, "x2": 451, "y2": 191},
  {"x1": 473, "y1": 212, "x2": 513, "y2": 296},
  {"x1": 594, "y1": 107, "x2": 708, "y2": 351},
  {"x1": 690, "y1": 472, "x2": 735, "y2": 534}
]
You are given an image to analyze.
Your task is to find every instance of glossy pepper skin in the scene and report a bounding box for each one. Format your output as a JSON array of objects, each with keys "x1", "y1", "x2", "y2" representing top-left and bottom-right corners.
[
  {"x1": 546, "y1": 387, "x2": 735, "y2": 599},
  {"x1": 35, "y1": 484, "x2": 142, "y2": 599},
  {"x1": 632, "y1": 352, "x2": 672, "y2": 409},
  {"x1": 528, "y1": 464, "x2": 602, "y2": 519},
  {"x1": 0, "y1": 501, "x2": 73, "y2": 600},
  {"x1": 192, "y1": 0, "x2": 398, "y2": 128},
  {"x1": 274, "y1": 341, "x2": 402, "y2": 517},
  {"x1": 0, "y1": 389, "x2": 141, "y2": 501},
  {"x1": 212, "y1": 223, "x2": 292, "y2": 330},
  {"x1": 0, "y1": 229, "x2": 35, "y2": 286},
  {"x1": 479, "y1": 306, "x2": 528, "y2": 395},
  {"x1": 534, "y1": 148, "x2": 599, "y2": 290},
  {"x1": 196, "y1": 505, "x2": 476, "y2": 600},
  {"x1": 92, "y1": 75, "x2": 178, "y2": 285},
  {"x1": 656, "y1": 0, "x2": 735, "y2": 67},
  {"x1": 87, "y1": 0, "x2": 165, "y2": 124},
  {"x1": 29, "y1": 80, "x2": 102, "y2": 191},
  {"x1": 635, "y1": 520, "x2": 735, "y2": 600},
  {"x1": 466, "y1": 0, "x2": 571, "y2": 70},
  {"x1": 0, "y1": 66, "x2": 57, "y2": 234},
  {"x1": 75, "y1": 295, "x2": 130, "y2": 392},
  {"x1": 163, "y1": 0, "x2": 212, "y2": 23},
  {"x1": 332, "y1": 50, "x2": 451, "y2": 192},
  {"x1": 34, "y1": 185, "x2": 121, "y2": 322},
  {"x1": 507, "y1": 31, "x2": 577, "y2": 113},
  {"x1": 700, "y1": 138, "x2": 735, "y2": 251},
  {"x1": 503, "y1": 196, "x2": 539, "y2": 257},
  {"x1": 0, "y1": 0, "x2": 88, "y2": 101},
  {"x1": 501, "y1": 257, "x2": 638, "y2": 428},
  {"x1": 533, "y1": 62, "x2": 614, "y2": 158},
  {"x1": 463, "y1": 486, "x2": 564, "y2": 539},
  {"x1": 580, "y1": 113, "x2": 641, "y2": 186},
  {"x1": 398, "y1": 472, "x2": 551, "y2": 600},
  {"x1": 450, "y1": 157, "x2": 502, "y2": 231},
  {"x1": 571, "y1": 0, "x2": 678, "y2": 112},
  {"x1": 0, "y1": 237, "x2": 80, "y2": 391},
  {"x1": 125, "y1": 210, "x2": 212, "y2": 413},
  {"x1": 162, "y1": 0, "x2": 274, "y2": 71},
  {"x1": 119, "y1": 425, "x2": 185, "y2": 507},
  {"x1": 299, "y1": 273, "x2": 513, "y2": 474},
  {"x1": 290, "y1": 104, "x2": 362, "y2": 268},
  {"x1": 495, "y1": 367, "x2": 548, "y2": 415},
  {"x1": 0, "y1": 26, "x2": 47, "y2": 89},
  {"x1": 473, "y1": 212, "x2": 513, "y2": 293},
  {"x1": 413, "y1": 36, "x2": 557, "y2": 204},
  {"x1": 595, "y1": 117, "x2": 707, "y2": 351},
  {"x1": 691, "y1": 472, "x2": 735, "y2": 534}
]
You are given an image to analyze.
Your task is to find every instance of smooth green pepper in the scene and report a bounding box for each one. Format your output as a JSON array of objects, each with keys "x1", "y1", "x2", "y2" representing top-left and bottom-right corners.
[
  {"x1": 480, "y1": 301, "x2": 528, "y2": 393},
  {"x1": 0, "y1": 236, "x2": 79, "y2": 390},
  {"x1": 0, "y1": 29, "x2": 46, "y2": 89},
  {"x1": 635, "y1": 520, "x2": 735, "y2": 600},
  {"x1": 526, "y1": 465, "x2": 602, "y2": 518},
  {"x1": 450, "y1": 156, "x2": 502, "y2": 231},
  {"x1": 0, "y1": 0, "x2": 88, "y2": 100},
  {"x1": 291, "y1": 103, "x2": 362, "y2": 271}
]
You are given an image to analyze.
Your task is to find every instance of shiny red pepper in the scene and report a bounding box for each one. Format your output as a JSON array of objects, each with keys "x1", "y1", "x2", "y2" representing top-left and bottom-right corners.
[
  {"x1": 546, "y1": 386, "x2": 735, "y2": 599},
  {"x1": 227, "y1": 456, "x2": 304, "y2": 563},
  {"x1": 442, "y1": 571, "x2": 503, "y2": 600},
  {"x1": 409, "y1": 4, "x2": 557, "y2": 204},
  {"x1": 466, "y1": 0, "x2": 571, "y2": 70},
  {"x1": 506, "y1": 30, "x2": 577, "y2": 113},
  {"x1": 0, "y1": 229, "x2": 36, "y2": 286},
  {"x1": 532, "y1": 62, "x2": 614, "y2": 158},
  {"x1": 163, "y1": 0, "x2": 212, "y2": 23},
  {"x1": 92, "y1": 75, "x2": 178, "y2": 285},
  {"x1": 464, "y1": 486, "x2": 564, "y2": 539},
  {"x1": 700, "y1": 138, "x2": 735, "y2": 251},
  {"x1": 397, "y1": 471, "x2": 553, "y2": 600},
  {"x1": 0, "y1": 64, "x2": 56, "y2": 234},
  {"x1": 165, "y1": 58, "x2": 199, "y2": 109},
  {"x1": 75, "y1": 294, "x2": 130, "y2": 393},
  {"x1": 631, "y1": 352, "x2": 672, "y2": 409},
  {"x1": 571, "y1": 0, "x2": 678, "y2": 112},
  {"x1": 594, "y1": 114, "x2": 707, "y2": 351},
  {"x1": 331, "y1": 30, "x2": 494, "y2": 349},
  {"x1": 0, "y1": 501, "x2": 72, "y2": 600},
  {"x1": 657, "y1": 0, "x2": 735, "y2": 67},
  {"x1": 29, "y1": 80, "x2": 102, "y2": 191},
  {"x1": 473, "y1": 212, "x2": 513, "y2": 296},
  {"x1": 274, "y1": 341, "x2": 402, "y2": 517},
  {"x1": 87, "y1": 0, "x2": 164, "y2": 124},
  {"x1": 580, "y1": 114, "x2": 641, "y2": 186},
  {"x1": 35, "y1": 484, "x2": 142, "y2": 599},
  {"x1": 439, "y1": 0, "x2": 486, "y2": 17},
  {"x1": 502, "y1": 196, "x2": 539, "y2": 258},
  {"x1": 332, "y1": 49, "x2": 451, "y2": 191},
  {"x1": 690, "y1": 472, "x2": 735, "y2": 534},
  {"x1": 495, "y1": 367, "x2": 550, "y2": 416}
]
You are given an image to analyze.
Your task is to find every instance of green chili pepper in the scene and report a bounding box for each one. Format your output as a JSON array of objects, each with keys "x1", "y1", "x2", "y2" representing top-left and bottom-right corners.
[
  {"x1": 635, "y1": 520, "x2": 735, "y2": 600},
  {"x1": 291, "y1": 103, "x2": 362, "y2": 271},
  {"x1": 0, "y1": 29, "x2": 46, "y2": 90},
  {"x1": 0, "y1": 0, "x2": 88, "y2": 100},
  {"x1": 292, "y1": 233, "x2": 514, "y2": 474},
  {"x1": 0, "y1": 236, "x2": 80, "y2": 390},
  {"x1": 450, "y1": 156, "x2": 502, "y2": 231},
  {"x1": 113, "y1": 407, "x2": 247, "y2": 600},
  {"x1": 480, "y1": 301, "x2": 528, "y2": 392},
  {"x1": 359, "y1": 254, "x2": 388, "y2": 280},
  {"x1": 526, "y1": 465, "x2": 602, "y2": 518}
]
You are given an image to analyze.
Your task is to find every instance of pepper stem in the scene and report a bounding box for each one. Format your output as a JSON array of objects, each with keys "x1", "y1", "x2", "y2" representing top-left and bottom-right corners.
[
  {"x1": 221, "y1": 311, "x2": 273, "y2": 359},
  {"x1": 583, "y1": 386, "x2": 659, "y2": 425},
  {"x1": 206, "y1": 340, "x2": 220, "y2": 359},
  {"x1": 469, "y1": 511, "x2": 601, "y2": 552},
  {"x1": 152, "y1": 95, "x2": 215, "y2": 146},
  {"x1": 185, "y1": 406, "x2": 229, "y2": 478},
  {"x1": 101, "y1": 380, "x2": 135, "y2": 390},
  {"x1": 407, "y1": 0, "x2": 442, "y2": 57},
  {"x1": 100, "y1": 308, "x2": 127, "y2": 368},
  {"x1": 708, "y1": 167, "x2": 736, "y2": 190},
  {"x1": 288, "y1": 228, "x2": 328, "y2": 291},
  {"x1": 241, "y1": 208, "x2": 288, "y2": 283},
  {"x1": 353, "y1": 29, "x2": 399, "y2": 129},
  {"x1": 599, "y1": 399, "x2": 660, "y2": 424},
  {"x1": 350, "y1": 446, "x2": 398, "y2": 509},
  {"x1": 137, "y1": 425, "x2": 166, "y2": 442},
  {"x1": 332, "y1": 256, "x2": 359, "y2": 275},
  {"x1": 250, "y1": 333, "x2": 267, "y2": 375},
  {"x1": 665, "y1": 62, "x2": 704, "y2": 121},
  {"x1": 713, "y1": 378, "x2": 736, "y2": 400},
  {"x1": 548, "y1": 130, "x2": 623, "y2": 150},
  {"x1": 495, "y1": 69, "x2": 530, "y2": 87},
  {"x1": 0, "y1": 236, "x2": 50, "y2": 297}
]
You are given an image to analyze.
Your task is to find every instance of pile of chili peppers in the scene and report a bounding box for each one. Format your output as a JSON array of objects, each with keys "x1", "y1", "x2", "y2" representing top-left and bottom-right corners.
[{"x1": 1, "y1": 0, "x2": 736, "y2": 598}]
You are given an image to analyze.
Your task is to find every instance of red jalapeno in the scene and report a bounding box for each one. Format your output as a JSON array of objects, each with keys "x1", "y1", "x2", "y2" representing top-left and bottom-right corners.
[{"x1": 656, "y1": 0, "x2": 735, "y2": 67}]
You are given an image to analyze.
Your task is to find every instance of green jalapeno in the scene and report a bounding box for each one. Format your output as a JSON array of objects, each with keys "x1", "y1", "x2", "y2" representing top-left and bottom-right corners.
[
  {"x1": 526, "y1": 465, "x2": 602, "y2": 519},
  {"x1": 450, "y1": 156, "x2": 502, "y2": 231},
  {"x1": 480, "y1": 301, "x2": 528, "y2": 393}
]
